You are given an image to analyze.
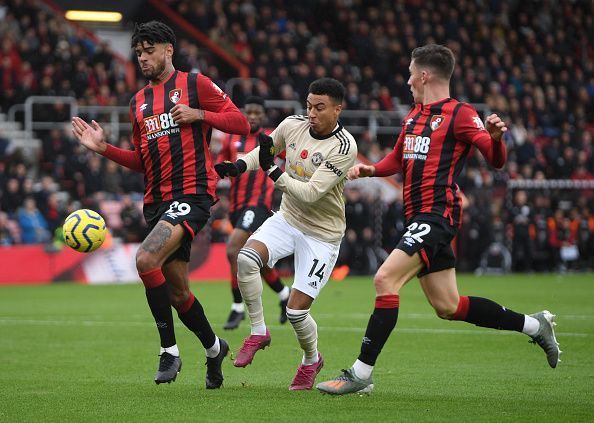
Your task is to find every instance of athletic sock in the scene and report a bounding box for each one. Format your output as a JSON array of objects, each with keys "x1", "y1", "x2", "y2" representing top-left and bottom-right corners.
[
  {"x1": 352, "y1": 359, "x2": 373, "y2": 380},
  {"x1": 231, "y1": 302, "x2": 245, "y2": 313},
  {"x1": 358, "y1": 295, "x2": 400, "y2": 366},
  {"x1": 286, "y1": 307, "x2": 318, "y2": 365},
  {"x1": 231, "y1": 274, "x2": 243, "y2": 303},
  {"x1": 278, "y1": 286, "x2": 290, "y2": 301},
  {"x1": 522, "y1": 315, "x2": 540, "y2": 336},
  {"x1": 452, "y1": 296, "x2": 525, "y2": 332},
  {"x1": 205, "y1": 336, "x2": 221, "y2": 358},
  {"x1": 263, "y1": 269, "x2": 285, "y2": 294},
  {"x1": 139, "y1": 268, "x2": 176, "y2": 348},
  {"x1": 176, "y1": 292, "x2": 216, "y2": 349},
  {"x1": 238, "y1": 248, "x2": 267, "y2": 335},
  {"x1": 160, "y1": 344, "x2": 179, "y2": 357}
]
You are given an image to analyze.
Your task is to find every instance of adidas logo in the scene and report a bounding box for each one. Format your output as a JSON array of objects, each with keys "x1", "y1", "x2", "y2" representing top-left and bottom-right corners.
[{"x1": 308, "y1": 280, "x2": 318, "y2": 289}]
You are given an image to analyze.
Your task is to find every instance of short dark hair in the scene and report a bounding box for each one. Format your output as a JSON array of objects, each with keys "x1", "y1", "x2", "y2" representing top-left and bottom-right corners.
[
  {"x1": 308, "y1": 77, "x2": 345, "y2": 104},
  {"x1": 244, "y1": 96, "x2": 266, "y2": 109},
  {"x1": 131, "y1": 21, "x2": 176, "y2": 49},
  {"x1": 411, "y1": 44, "x2": 455, "y2": 80}
]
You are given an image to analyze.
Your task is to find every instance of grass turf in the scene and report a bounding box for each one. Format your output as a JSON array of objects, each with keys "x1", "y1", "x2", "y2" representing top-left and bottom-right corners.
[{"x1": 1, "y1": 273, "x2": 592, "y2": 422}]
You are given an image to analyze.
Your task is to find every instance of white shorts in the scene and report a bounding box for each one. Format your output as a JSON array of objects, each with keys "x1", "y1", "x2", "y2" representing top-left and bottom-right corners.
[{"x1": 249, "y1": 212, "x2": 340, "y2": 299}]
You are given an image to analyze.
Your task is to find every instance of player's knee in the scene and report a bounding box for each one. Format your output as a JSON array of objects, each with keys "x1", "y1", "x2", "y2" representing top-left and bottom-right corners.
[
  {"x1": 168, "y1": 285, "x2": 190, "y2": 310},
  {"x1": 433, "y1": 302, "x2": 457, "y2": 320},
  {"x1": 373, "y1": 270, "x2": 401, "y2": 295},
  {"x1": 136, "y1": 249, "x2": 160, "y2": 273},
  {"x1": 237, "y1": 247, "x2": 263, "y2": 278},
  {"x1": 226, "y1": 243, "x2": 240, "y2": 263}
]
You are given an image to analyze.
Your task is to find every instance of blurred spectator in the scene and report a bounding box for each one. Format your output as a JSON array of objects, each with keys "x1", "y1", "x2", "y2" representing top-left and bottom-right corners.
[
  {"x1": 118, "y1": 194, "x2": 145, "y2": 243},
  {"x1": 17, "y1": 196, "x2": 50, "y2": 244}
]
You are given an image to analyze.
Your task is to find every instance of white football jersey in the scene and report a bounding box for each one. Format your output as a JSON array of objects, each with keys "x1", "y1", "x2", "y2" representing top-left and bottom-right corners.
[{"x1": 241, "y1": 115, "x2": 357, "y2": 243}]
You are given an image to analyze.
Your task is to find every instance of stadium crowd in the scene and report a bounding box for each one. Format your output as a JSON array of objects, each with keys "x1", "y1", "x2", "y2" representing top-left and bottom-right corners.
[{"x1": 0, "y1": 0, "x2": 592, "y2": 272}]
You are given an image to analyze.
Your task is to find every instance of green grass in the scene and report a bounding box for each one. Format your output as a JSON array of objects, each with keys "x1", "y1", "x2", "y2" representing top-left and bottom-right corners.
[{"x1": 1, "y1": 274, "x2": 593, "y2": 422}]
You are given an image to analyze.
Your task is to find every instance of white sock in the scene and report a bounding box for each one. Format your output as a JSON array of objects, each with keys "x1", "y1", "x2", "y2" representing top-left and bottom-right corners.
[
  {"x1": 160, "y1": 344, "x2": 179, "y2": 357},
  {"x1": 231, "y1": 302, "x2": 245, "y2": 313},
  {"x1": 286, "y1": 307, "x2": 318, "y2": 365},
  {"x1": 205, "y1": 336, "x2": 220, "y2": 358},
  {"x1": 352, "y1": 359, "x2": 373, "y2": 380},
  {"x1": 278, "y1": 286, "x2": 290, "y2": 301},
  {"x1": 522, "y1": 315, "x2": 540, "y2": 336},
  {"x1": 237, "y1": 248, "x2": 267, "y2": 336}
]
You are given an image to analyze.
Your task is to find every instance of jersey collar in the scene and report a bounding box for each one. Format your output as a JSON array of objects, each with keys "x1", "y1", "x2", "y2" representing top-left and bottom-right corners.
[{"x1": 309, "y1": 121, "x2": 343, "y2": 140}]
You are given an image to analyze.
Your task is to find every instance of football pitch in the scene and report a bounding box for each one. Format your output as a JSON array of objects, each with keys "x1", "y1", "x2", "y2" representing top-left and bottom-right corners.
[{"x1": 1, "y1": 274, "x2": 592, "y2": 422}]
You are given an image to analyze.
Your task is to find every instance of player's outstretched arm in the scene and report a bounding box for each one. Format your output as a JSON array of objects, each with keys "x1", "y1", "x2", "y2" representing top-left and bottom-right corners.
[
  {"x1": 72, "y1": 116, "x2": 143, "y2": 172},
  {"x1": 347, "y1": 164, "x2": 375, "y2": 180},
  {"x1": 71, "y1": 117, "x2": 107, "y2": 154}
]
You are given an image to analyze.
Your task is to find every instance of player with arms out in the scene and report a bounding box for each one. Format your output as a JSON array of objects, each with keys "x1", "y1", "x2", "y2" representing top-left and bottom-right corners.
[
  {"x1": 71, "y1": 21, "x2": 250, "y2": 389},
  {"x1": 216, "y1": 78, "x2": 357, "y2": 390},
  {"x1": 317, "y1": 44, "x2": 560, "y2": 395},
  {"x1": 215, "y1": 96, "x2": 290, "y2": 330}
]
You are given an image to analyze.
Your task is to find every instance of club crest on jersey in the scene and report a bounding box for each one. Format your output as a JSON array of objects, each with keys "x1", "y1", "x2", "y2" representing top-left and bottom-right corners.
[
  {"x1": 169, "y1": 89, "x2": 182, "y2": 104},
  {"x1": 300, "y1": 149, "x2": 309, "y2": 159},
  {"x1": 430, "y1": 115, "x2": 445, "y2": 131},
  {"x1": 311, "y1": 152, "x2": 324, "y2": 166}
]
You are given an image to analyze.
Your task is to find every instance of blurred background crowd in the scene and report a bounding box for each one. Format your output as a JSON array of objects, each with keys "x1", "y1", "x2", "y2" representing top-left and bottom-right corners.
[{"x1": 0, "y1": 0, "x2": 592, "y2": 274}]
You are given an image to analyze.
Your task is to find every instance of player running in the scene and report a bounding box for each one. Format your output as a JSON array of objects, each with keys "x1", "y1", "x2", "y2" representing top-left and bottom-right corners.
[
  {"x1": 215, "y1": 78, "x2": 357, "y2": 390},
  {"x1": 71, "y1": 21, "x2": 249, "y2": 389},
  {"x1": 215, "y1": 96, "x2": 290, "y2": 330},
  {"x1": 317, "y1": 44, "x2": 561, "y2": 396}
]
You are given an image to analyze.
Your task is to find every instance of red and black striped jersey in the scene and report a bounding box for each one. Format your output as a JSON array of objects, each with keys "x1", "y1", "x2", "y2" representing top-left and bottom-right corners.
[
  {"x1": 375, "y1": 98, "x2": 506, "y2": 228},
  {"x1": 218, "y1": 128, "x2": 276, "y2": 212},
  {"x1": 128, "y1": 70, "x2": 248, "y2": 204}
]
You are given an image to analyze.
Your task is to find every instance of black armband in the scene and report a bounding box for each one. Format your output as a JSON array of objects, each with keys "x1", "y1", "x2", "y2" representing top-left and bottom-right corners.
[{"x1": 266, "y1": 165, "x2": 283, "y2": 182}]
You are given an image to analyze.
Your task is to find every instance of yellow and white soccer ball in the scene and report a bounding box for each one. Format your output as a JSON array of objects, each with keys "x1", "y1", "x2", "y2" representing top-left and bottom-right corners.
[{"x1": 63, "y1": 209, "x2": 107, "y2": 253}]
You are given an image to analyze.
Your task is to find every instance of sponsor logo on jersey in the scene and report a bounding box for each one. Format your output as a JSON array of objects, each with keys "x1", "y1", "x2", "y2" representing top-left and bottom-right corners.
[
  {"x1": 311, "y1": 152, "x2": 324, "y2": 166},
  {"x1": 288, "y1": 142, "x2": 296, "y2": 150},
  {"x1": 324, "y1": 161, "x2": 343, "y2": 177},
  {"x1": 403, "y1": 134, "x2": 430, "y2": 160},
  {"x1": 143, "y1": 113, "x2": 180, "y2": 140},
  {"x1": 169, "y1": 89, "x2": 182, "y2": 104},
  {"x1": 430, "y1": 115, "x2": 445, "y2": 131},
  {"x1": 289, "y1": 161, "x2": 313, "y2": 180}
]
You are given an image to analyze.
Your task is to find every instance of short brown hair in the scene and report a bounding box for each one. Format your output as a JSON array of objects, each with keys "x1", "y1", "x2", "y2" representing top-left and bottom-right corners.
[{"x1": 411, "y1": 44, "x2": 455, "y2": 80}]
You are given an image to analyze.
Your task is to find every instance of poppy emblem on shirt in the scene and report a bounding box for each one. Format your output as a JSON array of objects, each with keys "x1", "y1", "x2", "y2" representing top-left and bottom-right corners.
[
  {"x1": 430, "y1": 115, "x2": 444, "y2": 131},
  {"x1": 300, "y1": 149, "x2": 308, "y2": 159},
  {"x1": 169, "y1": 89, "x2": 182, "y2": 104}
]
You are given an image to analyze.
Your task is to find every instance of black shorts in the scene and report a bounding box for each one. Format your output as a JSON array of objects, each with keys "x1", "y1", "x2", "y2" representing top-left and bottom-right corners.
[
  {"x1": 230, "y1": 206, "x2": 272, "y2": 232},
  {"x1": 143, "y1": 195, "x2": 212, "y2": 262},
  {"x1": 396, "y1": 215, "x2": 458, "y2": 277}
]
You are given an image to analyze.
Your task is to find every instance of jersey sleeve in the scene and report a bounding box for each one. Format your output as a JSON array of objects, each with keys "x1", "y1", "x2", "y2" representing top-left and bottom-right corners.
[
  {"x1": 275, "y1": 144, "x2": 357, "y2": 204},
  {"x1": 195, "y1": 74, "x2": 250, "y2": 135},
  {"x1": 217, "y1": 134, "x2": 232, "y2": 162},
  {"x1": 455, "y1": 103, "x2": 506, "y2": 169},
  {"x1": 240, "y1": 119, "x2": 289, "y2": 171}
]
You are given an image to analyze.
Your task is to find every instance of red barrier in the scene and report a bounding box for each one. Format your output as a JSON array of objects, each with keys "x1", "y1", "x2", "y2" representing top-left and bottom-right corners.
[{"x1": 0, "y1": 243, "x2": 230, "y2": 284}]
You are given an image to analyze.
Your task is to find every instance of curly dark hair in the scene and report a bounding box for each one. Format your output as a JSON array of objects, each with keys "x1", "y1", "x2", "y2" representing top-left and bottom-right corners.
[
  {"x1": 131, "y1": 21, "x2": 176, "y2": 49},
  {"x1": 308, "y1": 78, "x2": 345, "y2": 105}
]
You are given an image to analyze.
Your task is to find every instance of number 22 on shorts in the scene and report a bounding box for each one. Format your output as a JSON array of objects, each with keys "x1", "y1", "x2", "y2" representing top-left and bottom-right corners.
[{"x1": 403, "y1": 222, "x2": 431, "y2": 243}]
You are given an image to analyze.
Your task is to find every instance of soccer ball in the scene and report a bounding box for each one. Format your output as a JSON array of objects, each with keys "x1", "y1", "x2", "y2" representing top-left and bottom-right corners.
[{"x1": 63, "y1": 209, "x2": 107, "y2": 253}]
